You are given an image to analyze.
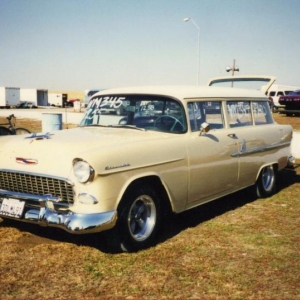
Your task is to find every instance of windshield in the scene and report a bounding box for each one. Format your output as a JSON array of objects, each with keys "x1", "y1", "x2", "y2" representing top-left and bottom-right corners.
[
  {"x1": 288, "y1": 90, "x2": 300, "y2": 96},
  {"x1": 79, "y1": 94, "x2": 187, "y2": 133}
]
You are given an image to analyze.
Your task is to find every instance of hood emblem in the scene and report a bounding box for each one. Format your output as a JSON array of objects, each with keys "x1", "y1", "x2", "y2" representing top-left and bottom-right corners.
[
  {"x1": 105, "y1": 163, "x2": 130, "y2": 170},
  {"x1": 16, "y1": 157, "x2": 38, "y2": 165},
  {"x1": 26, "y1": 132, "x2": 52, "y2": 140}
]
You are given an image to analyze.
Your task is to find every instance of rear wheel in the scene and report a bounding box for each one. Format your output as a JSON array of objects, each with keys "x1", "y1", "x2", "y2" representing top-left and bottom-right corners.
[
  {"x1": 15, "y1": 128, "x2": 31, "y2": 135},
  {"x1": 110, "y1": 185, "x2": 161, "y2": 252},
  {"x1": 0, "y1": 126, "x2": 12, "y2": 136},
  {"x1": 255, "y1": 165, "x2": 277, "y2": 198}
]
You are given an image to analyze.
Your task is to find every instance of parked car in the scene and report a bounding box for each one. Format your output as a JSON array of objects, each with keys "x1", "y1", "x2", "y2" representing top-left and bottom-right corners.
[
  {"x1": 16, "y1": 101, "x2": 37, "y2": 109},
  {"x1": 67, "y1": 99, "x2": 80, "y2": 107},
  {"x1": 0, "y1": 80, "x2": 293, "y2": 252},
  {"x1": 279, "y1": 90, "x2": 300, "y2": 115}
]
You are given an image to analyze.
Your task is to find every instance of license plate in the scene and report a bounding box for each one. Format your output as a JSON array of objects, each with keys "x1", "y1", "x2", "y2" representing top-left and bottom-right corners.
[{"x1": 0, "y1": 198, "x2": 25, "y2": 218}]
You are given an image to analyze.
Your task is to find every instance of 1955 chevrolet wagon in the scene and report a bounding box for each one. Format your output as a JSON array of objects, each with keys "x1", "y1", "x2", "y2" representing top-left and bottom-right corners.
[{"x1": 0, "y1": 78, "x2": 293, "y2": 252}]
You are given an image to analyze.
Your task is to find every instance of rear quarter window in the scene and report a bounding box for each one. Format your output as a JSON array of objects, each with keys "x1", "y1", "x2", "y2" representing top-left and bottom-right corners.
[
  {"x1": 226, "y1": 101, "x2": 273, "y2": 127},
  {"x1": 226, "y1": 101, "x2": 252, "y2": 128},
  {"x1": 252, "y1": 101, "x2": 274, "y2": 125}
]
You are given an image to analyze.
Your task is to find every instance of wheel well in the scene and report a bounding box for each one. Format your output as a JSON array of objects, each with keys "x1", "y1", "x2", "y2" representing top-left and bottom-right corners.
[
  {"x1": 256, "y1": 163, "x2": 278, "y2": 181},
  {"x1": 120, "y1": 176, "x2": 172, "y2": 214}
]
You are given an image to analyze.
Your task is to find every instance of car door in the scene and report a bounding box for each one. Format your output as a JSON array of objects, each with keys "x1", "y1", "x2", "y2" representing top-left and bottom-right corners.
[
  {"x1": 186, "y1": 101, "x2": 239, "y2": 208},
  {"x1": 226, "y1": 100, "x2": 283, "y2": 188}
]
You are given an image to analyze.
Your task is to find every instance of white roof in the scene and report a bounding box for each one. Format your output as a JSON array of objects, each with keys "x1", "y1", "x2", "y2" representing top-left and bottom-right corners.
[{"x1": 93, "y1": 85, "x2": 267, "y2": 100}]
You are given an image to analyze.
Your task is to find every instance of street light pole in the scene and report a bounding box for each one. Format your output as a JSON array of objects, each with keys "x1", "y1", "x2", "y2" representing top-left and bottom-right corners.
[
  {"x1": 226, "y1": 59, "x2": 239, "y2": 76},
  {"x1": 226, "y1": 59, "x2": 239, "y2": 87},
  {"x1": 183, "y1": 17, "x2": 200, "y2": 85}
]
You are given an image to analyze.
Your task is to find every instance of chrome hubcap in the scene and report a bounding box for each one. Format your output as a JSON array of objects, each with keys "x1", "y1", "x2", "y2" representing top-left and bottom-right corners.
[
  {"x1": 128, "y1": 195, "x2": 156, "y2": 241},
  {"x1": 262, "y1": 166, "x2": 275, "y2": 192}
]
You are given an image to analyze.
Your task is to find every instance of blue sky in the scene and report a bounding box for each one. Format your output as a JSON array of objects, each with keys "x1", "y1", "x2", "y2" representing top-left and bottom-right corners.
[{"x1": 0, "y1": 0, "x2": 299, "y2": 91}]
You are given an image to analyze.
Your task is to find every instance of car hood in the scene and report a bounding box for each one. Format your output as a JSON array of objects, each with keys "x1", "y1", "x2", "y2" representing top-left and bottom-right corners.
[{"x1": 0, "y1": 127, "x2": 185, "y2": 178}]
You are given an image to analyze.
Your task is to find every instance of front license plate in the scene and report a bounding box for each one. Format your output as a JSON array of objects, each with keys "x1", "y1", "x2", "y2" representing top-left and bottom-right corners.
[{"x1": 0, "y1": 199, "x2": 25, "y2": 218}]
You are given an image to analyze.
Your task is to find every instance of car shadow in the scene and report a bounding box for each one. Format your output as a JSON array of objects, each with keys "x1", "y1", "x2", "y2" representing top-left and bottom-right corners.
[
  {"x1": 1, "y1": 167, "x2": 300, "y2": 253},
  {"x1": 158, "y1": 167, "x2": 300, "y2": 240}
]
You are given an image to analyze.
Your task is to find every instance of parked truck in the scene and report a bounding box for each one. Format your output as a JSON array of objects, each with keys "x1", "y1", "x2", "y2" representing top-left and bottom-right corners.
[
  {"x1": 266, "y1": 84, "x2": 300, "y2": 112},
  {"x1": 20, "y1": 89, "x2": 48, "y2": 106},
  {"x1": 0, "y1": 87, "x2": 20, "y2": 108}
]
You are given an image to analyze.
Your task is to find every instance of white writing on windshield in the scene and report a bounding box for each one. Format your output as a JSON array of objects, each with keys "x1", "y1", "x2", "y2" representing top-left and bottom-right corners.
[{"x1": 87, "y1": 96, "x2": 126, "y2": 109}]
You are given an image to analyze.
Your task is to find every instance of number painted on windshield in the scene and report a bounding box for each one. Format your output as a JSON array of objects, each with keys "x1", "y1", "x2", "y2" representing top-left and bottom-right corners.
[{"x1": 87, "y1": 96, "x2": 126, "y2": 109}]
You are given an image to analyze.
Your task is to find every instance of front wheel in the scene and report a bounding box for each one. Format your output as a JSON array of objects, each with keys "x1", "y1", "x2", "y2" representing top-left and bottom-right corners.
[
  {"x1": 255, "y1": 165, "x2": 277, "y2": 198},
  {"x1": 0, "y1": 126, "x2": 12, "y2": 136},
  {"x1": 112, "y1": 185, "x2": 161, "y2": 252},
  {"x1": 15, "y1": 128, "x2": 31, "y2": 135}
]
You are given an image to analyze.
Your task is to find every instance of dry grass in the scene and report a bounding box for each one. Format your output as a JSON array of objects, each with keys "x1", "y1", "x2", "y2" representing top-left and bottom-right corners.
[
  {"x1": 274, "y1": 113, "x2": 300, "y2": 131},
  {"x1": 0, "y1": 113, "x2": 300, "y2": 299}
]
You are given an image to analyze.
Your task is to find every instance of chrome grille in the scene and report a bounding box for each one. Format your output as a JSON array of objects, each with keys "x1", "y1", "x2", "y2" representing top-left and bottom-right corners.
[{"x1": 0, "y1": 170, "x2": 74, "y2": 203}]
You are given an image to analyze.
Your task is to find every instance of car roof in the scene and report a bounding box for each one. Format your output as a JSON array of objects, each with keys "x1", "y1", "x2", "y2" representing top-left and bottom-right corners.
[{"x1": 92, "y1": 85, "x2": 266, "y2": 100}]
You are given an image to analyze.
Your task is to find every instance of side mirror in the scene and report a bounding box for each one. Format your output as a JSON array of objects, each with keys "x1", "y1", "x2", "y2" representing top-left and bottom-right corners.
[{"x1": 200, "y1": 122, "x2": 210, "y2": 135}]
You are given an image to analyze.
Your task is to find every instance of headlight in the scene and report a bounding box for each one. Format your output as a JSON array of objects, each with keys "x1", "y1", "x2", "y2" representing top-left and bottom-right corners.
[{"x1": 73, "y1": 159, "x2": 95, "y2": 183}]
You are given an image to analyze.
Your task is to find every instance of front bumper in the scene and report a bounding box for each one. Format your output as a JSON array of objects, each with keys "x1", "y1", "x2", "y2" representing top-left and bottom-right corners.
[{"x1": 0, "y1": 190, "x2": 117, "y2": 234}]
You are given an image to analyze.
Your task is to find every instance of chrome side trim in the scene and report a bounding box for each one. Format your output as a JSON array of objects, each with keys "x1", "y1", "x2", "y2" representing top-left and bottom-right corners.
[{"x1": 231, "y1": 141, "x2": 291, "y2": 157}]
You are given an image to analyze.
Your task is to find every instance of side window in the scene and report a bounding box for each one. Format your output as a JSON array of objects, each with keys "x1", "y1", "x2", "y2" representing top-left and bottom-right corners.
[
  {"x1": 204, "y1": 102, "x2": 224, "y2": 130},
  {"x1": 269, "y1": 92, "x2": 276, "y2": 97},
  {"x1": 188, "y1": 102, "x2": 203, "y2": 131},
  {"x1": 226, "y1": 101, "x2": 252, "y2": 127},
  {"x1": 188, "y1": 101, "x2": 224, "y2": 132},
  {"x1": 252, "y1": 101, "x2": 274, "y2": 125},
  {"x1": 277, "y1": 92, "x2": 284, "y2": 96}
]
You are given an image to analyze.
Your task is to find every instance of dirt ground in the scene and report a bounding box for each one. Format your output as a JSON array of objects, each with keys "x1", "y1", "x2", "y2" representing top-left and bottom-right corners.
[{"x1": 273, "y1": 113, "x2": 300, "y2": 131}]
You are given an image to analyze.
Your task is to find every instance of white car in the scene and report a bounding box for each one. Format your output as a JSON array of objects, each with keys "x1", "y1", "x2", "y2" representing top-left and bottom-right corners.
[{"x1": 0, "y1": 78, "x2": 293, "y2": 252}]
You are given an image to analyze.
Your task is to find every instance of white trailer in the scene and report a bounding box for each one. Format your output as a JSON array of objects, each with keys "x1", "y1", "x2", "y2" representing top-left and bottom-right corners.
[
  {"x1": 20, "y1": 89, "x2": 48, "y2": 106},
  {"x1": 0, "y1": 87, "x2": 20, "y2": 108},
  {"x1": 0, "y1": 87, "x2": 5, "y2": 108},
  {"x1": 20, "y1": 89, "x2": 36, "y2": 104},
  {"x1": 48, "y1": 93, "x2": 63, "y2": 107}
]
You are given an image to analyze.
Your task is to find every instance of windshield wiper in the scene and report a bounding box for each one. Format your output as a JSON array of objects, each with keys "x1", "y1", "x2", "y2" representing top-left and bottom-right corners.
[
  {"x1": 80, "y1": 124, "x2": 145, "y2": 131},
  {"x1": 107, "y1": 125, "x2": 146, "y2": 131},
  {"x1": 79, "y1": 124, "x2": 107, "y2": 128}
]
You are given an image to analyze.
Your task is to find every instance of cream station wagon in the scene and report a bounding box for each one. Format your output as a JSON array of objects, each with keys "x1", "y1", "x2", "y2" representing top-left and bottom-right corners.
[{"x1": 0, "y1": 80, "x2": 293, "y2": 252}]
